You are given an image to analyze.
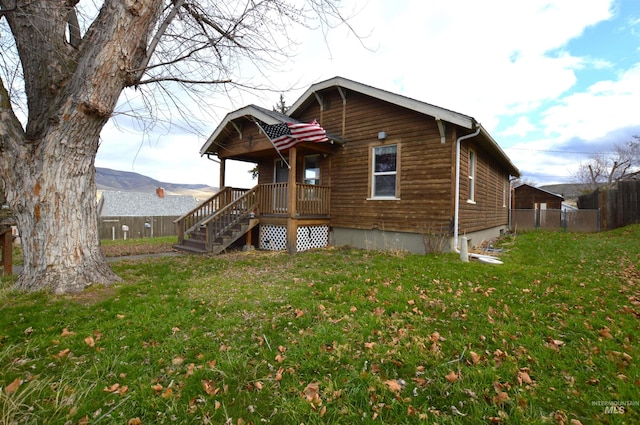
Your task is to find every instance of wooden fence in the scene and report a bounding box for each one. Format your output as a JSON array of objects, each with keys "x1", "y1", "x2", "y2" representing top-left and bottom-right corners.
[
  {"x1": 98, "y1": 216, "x2": 179, "y2": 240},
  {"x1": 577, "y1": 180, "x2": 640, "y2": 230},
  {"x1": 511, "y1": 209, "x2": 600, "y2": 232}
]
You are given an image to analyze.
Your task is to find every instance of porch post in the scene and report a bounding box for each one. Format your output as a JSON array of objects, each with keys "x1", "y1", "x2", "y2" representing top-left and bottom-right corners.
[
  {"x1": 287, "y1": 147, "x2": 298, "y2": 254},
  {"x1": 219, "y1": 158, "x2": 226, "y2": 188}
]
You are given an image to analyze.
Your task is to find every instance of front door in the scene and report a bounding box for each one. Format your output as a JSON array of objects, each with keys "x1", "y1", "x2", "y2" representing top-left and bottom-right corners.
[{"x1": 274, "y1": 159, "x2": 288, "y2": 213}]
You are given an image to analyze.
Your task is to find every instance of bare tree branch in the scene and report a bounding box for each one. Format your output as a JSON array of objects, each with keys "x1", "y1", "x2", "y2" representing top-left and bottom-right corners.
[{"x1": 131, "y1": 0, "x2": 187, "y2": 86}]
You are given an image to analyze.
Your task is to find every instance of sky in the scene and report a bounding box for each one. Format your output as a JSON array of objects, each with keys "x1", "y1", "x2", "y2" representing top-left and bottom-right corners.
[{"x1": 95, "y1": 0, "x2": 640, "y2": 189}]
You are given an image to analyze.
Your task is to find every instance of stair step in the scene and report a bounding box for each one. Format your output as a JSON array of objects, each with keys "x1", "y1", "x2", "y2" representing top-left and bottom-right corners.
[
  {"x1": 183, "y1": 238, "x2": 206, "y2": 248},
  {"x1": 173, "y1": 244, "x2": 208, "y2": 254}
]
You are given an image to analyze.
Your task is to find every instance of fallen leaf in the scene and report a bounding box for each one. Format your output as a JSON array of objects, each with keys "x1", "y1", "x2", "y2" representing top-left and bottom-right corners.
[
  {"x1": 463, "y1": 388, "x2": 478, "y2": 399},
  {"x1": 77, "y1": 416, "x2": 89, "y2": 425},
  {"x1": 84, "y1": 336, "x2": 95, "y2": 347},
  {"x1": 202, "y1": 379, "x2": 219, "y2": 395},
  {"x1": 303, "y1": 382, "x2": 322, "y2": 406},
  {"x1": 161, "y1": 388, "x2": 173, "y2": 398},
  {"x1": 469, "y1": 351, "x2": 481, "y2": 364},
  {"x1": 384, "y1": 379, "x2": 403, "y2": 392},
  {"x1": 493, "y1": 391, "x2": 510, "y2": 405},
  {"x1": 172, "y1": 356, "x2": 184, "y2": 365},
  {"x1": 275, "y1": 353, "x2": 285, "y2": 363},
  {"x1": 186, "y1": 363, "x2": 196, "y2": 376},
  {"x1": 4, "y1": 378, "x2": 21, "y2": 394},
  {"x1": 275, "y1": 368, "x2": 284, "y2": 381},
  {"x1": 517, "y1": 370, "x2": 533, "y2": 385},
  {"x1": 214, "y1": 400, "x2": 221, "y2": 410},
  {"x1": 58, "y1": 348, "x2": 71, "y2": 358},
  {"x1": 451, "y1": 406, "x2": 467, "y2": 416},
  {"x1": 61, "y1": 328, "x2": 75, "y2": 337},
  {"x1": 117, "y1": 314, "x2": 126, "y2": 319},
  {"x1": 103, "y1": 383, "x2": 121, "y2": 393},
  {"x1": 445, "y1": 371, "x2": 459, "y2": 383},
  {"x1": 294, "y1": 309, "x2": 304, "y2": 318},
  {"x1": 364, "y1": 342, "x2": 375, "y2": 349},
  {"x1": 151, "y1": 383, "x2": 163, "y2": 392},
  {"x1": 599, "y1": 327, "x2": 613, "y2": 339},
  {"x1": 127, "y1": 419, "x2": 141, "y2": 425}
]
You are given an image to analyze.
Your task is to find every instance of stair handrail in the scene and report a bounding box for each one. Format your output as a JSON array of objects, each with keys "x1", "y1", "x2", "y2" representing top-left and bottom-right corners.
[
  {"x1": 174, "y1": 187, "x2": 249, "y2": 244},
  {"x1": 201, "y1": 186, "x2": 259, "y2": 250}
]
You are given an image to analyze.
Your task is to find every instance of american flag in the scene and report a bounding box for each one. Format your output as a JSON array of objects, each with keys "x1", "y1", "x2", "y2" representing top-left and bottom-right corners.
[{"x1": 258, "y1": 119, "x2": 328, "y2": 151}]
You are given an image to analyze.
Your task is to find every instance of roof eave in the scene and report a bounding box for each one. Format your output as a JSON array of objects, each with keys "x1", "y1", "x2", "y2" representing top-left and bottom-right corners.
[
  {"x1": 287, "y1": 76, "x2": 476, "y2": 129},
  {"x1": 479, "y1": 126, "x2": 520, "y2": 177},
  {"x1": 199, "y1": 105, "x2": 288, "y2": 156}
]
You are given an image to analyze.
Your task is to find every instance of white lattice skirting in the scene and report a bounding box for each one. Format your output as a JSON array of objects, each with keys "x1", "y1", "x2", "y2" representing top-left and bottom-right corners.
[{"x1": 259, "y1": 225, "x2": 329, "y2": 252}]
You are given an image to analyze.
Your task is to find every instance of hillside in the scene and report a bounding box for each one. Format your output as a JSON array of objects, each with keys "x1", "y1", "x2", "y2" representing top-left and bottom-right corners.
[
  {"x1": 539, "y1": 183, "x2": 596, "y2": 203},
  {"x1": 96, "y1": 167, "x2": 218, "y2": 198}
]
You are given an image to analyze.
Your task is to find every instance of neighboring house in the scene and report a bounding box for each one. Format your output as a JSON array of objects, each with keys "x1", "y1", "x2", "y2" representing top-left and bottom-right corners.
[
  {"x1": 512, "y1": 184, "x2": 564, "y2": 210},
  {"x1": 177, "y1": 76, "x2": 520, "y2": 254},
  {"x1": 98, "y1": 188, "x2": 201, "y2": 239}
]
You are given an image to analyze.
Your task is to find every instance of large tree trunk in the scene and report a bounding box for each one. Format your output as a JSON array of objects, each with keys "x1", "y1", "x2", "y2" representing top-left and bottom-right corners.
[
  {"x1": 0, "y1": 0, "x2": 165, "y2": 293},
  {"x1": 5, "y1": 112, "x2": 119, "y2": 294}
]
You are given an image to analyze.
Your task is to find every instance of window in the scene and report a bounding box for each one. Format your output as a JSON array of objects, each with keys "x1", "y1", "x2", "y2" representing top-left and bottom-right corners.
[
  {"x1": 503, "y1": 179, "x2": 507, "y2": 207},
  {"x1": 303, "y1": 155, "x2": 320, "y2": 185},
  {"x1": 372, "y1": 144, "x2": 398, "y2": 198},
  {"x1": 468, "y1": 149, "x2": 476, "y2": 202}
]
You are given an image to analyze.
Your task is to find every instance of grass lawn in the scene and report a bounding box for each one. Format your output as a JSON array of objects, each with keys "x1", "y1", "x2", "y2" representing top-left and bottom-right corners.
[{"x1": 1, "y1": 227, "x2": 639, "y2": 424}]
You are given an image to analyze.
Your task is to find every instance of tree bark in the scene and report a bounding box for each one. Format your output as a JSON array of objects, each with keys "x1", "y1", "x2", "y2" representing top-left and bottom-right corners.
[{"x1": 0, "y1": 0, "x2": 165, "y2": 293}]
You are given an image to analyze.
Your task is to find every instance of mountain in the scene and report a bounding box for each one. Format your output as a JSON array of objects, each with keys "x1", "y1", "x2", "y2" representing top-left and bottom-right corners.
[
  {"x1": 539, "y1": 183, "x2": 594, "y2": 204},
  {"x1": 96, "y1": 167, "x2": 218, "y2": 198}
]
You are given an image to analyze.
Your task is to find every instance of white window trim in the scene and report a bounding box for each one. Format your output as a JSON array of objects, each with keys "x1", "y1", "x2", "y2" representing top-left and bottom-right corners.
[
  {"x1": 370, "y1": 144, "x2": 400, "y2": 200},
  {"x1": 468, "y1": 148, "x2": 476, "y2": 203}
]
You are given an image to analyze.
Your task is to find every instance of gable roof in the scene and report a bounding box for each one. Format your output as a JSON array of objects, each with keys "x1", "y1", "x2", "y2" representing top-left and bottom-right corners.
[
  {"x1": 288, "y1": 76, "x2": 519, "y2": 177},
  {"x1": 200, "y1": 104, "x2": 294, "y2": 156},
  {"x1": 288, "y1": 76, "x2": 476, "y2": 129},
  {"x1": 514, "y1": 184, "x2": 564, "y2": 200},
  {"x1": 98, "y1": 191, "x2": 200, "y2": 217}
]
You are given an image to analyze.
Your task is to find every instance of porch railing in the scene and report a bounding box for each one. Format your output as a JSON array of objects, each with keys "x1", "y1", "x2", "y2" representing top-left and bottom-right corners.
[
  {"x1": 201, "y1": 187, "x2": 258, "y2": 250},
  {"x1": 175, "y1": 187, "x2": 250, "y2": 244},
  {"x1": 297, "y1": 183, "x2": 330, "y2": 216},
  {"x1": 258, "y1": 183, "x2": 330, "y2": 216}
]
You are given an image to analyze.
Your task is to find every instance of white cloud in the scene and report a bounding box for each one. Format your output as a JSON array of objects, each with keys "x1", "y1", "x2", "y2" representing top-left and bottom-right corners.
[{"x1": 96, "y1": 0, "x2": 636, "y2": 187}]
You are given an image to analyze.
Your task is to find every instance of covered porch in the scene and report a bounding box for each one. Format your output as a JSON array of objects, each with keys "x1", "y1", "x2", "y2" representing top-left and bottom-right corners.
[
  {"x1": 175, "y1": 104, "x2": 338, "y2": 254},
  {"x1": 174, "y1": 181, "x2": 331, "y2": 254}
]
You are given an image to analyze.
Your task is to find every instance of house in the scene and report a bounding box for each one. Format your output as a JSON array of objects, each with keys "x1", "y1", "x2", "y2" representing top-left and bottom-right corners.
[
  {"x1": 176, "y1": 76, "x2": 520, "y2": 254},
  {"x1": 98, "y1": 188, "x2": 201, "y2": 239},
  {"x1": 512, "y1": 184, "x2": 564, "y2": 210}
]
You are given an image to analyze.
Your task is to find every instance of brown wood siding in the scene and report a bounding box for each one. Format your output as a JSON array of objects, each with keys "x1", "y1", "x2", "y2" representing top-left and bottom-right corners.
[
  {"x1": 513, "y1": 185, "x2": 563, "y2": 209},
  {"x1": 298, "y1": 91, "x2": 455, "y2": 233},
  {"x1": 458, "y1": 141, "x2": 509, "y2": 234},
  {"x1": 217, "y1": 119, "x2": 273, "y2": 159}
]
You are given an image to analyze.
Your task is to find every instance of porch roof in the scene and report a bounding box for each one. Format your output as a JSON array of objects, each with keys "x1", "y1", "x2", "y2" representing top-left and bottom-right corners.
[
  {"x1": 200, "y1": 104, "x2": 288, "y2": 156},
  {"x1": 200, "y1": 104, "x2": 342, "y2": 158}
]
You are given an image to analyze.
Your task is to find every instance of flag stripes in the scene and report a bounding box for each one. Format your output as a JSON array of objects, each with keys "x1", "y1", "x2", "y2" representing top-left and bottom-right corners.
[{"x1": 258, "y1": 119, "x2": 328, "y2": 151}]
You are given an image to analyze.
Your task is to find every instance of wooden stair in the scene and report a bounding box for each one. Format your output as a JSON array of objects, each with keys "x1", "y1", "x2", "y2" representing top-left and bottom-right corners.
[{"x1": 174, "y1": 187, "x2": 259, "y2": 254}]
